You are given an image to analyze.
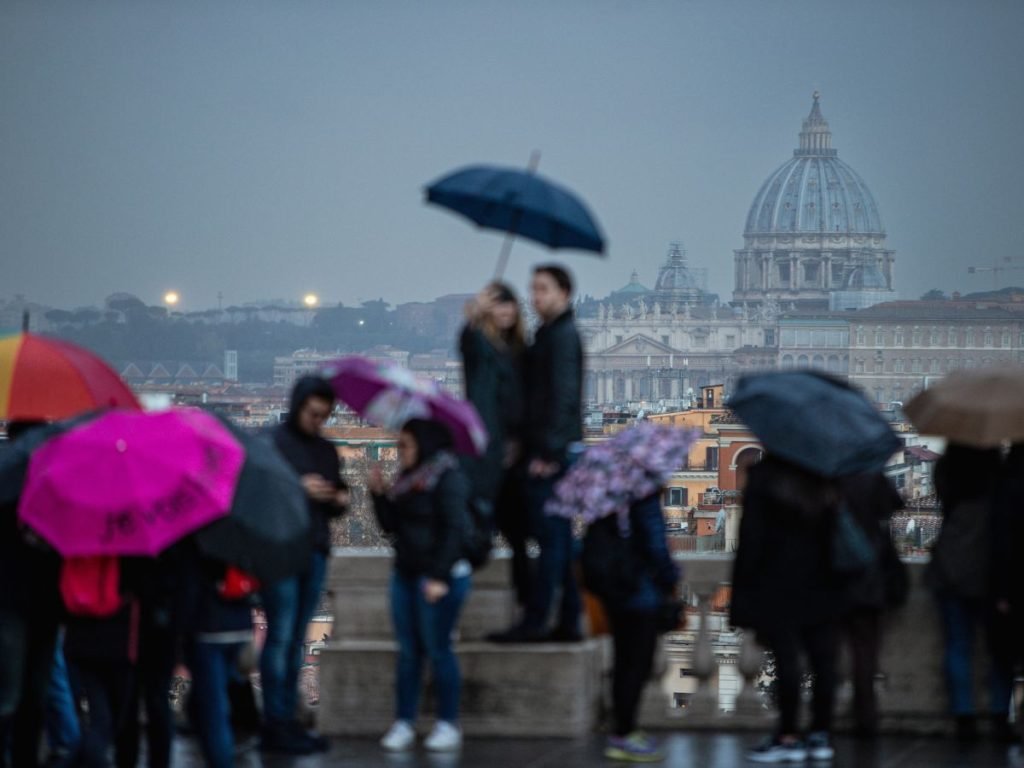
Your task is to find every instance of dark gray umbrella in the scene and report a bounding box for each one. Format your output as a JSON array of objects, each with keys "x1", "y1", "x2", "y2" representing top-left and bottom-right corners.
[
  {"x1": 425, "y1": 162, "x2": 606, "y2": 278},
  {"x1": 193, "y1": 421, "x2": 311, "y2": 583},
  {"x1": 0, "y1": 413, "x2": 101, "y2": 505},
  {"x1": 729, "y1": 371, "x2": 900, "y2": 478}
]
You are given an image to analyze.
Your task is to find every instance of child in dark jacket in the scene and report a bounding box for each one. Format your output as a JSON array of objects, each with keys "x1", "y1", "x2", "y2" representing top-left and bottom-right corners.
[{"x1": 369, "y1": 419, "x2": 472, "y2": 754}]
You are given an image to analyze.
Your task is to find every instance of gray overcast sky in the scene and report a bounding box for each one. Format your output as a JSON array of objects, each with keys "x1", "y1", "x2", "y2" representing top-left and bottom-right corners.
[{"x1": 2, "y1": 0, "x2": 1023, "y2": 310}]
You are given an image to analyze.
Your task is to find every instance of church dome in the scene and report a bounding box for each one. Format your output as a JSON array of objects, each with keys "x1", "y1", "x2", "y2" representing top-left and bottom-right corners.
[{"x1": 744, "y1": 93, "x2": 884, "y2": 237}]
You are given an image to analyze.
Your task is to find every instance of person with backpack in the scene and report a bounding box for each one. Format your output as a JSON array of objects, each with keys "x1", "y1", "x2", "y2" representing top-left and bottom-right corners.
[
  {"x1": 179, "y1": 546, "x2": 258, "y2": 768},
  {"x1": 837, "y1": 472, "x2": 906, "y2": 738},
  {"x1": 731, "y1": 455, "x2": 844, "y2": 763},
  {"x1": 928, "y1": 444, "x2": 1013, "y2": 742},
  {"x1": 582, "y1": 493, "x2": 680, "y2": 763},
  {"x1": 368, "y1": 419, "x2": 472, "y2": 753}
]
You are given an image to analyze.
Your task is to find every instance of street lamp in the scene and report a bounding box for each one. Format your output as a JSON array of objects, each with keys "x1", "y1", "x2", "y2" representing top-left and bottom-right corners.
[
  {"x1": 303, "y1": 293, "x2": 319, "y2": 308},
  {"x1": 163, "y1": 291, "x2": 180, "y2": 307}
]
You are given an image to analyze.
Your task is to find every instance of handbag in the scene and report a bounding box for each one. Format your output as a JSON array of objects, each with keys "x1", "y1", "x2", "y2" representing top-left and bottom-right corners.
[{"x1": 832, "y1": 502, "x2": 877, "y2": 575}]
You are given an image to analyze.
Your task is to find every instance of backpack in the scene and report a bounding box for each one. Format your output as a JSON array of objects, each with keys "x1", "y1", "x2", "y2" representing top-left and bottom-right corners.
[
  {"x1": 463, "y1": 497, "x2": 494, "y2": 570},
  {"x1": 581, "y1": 514, "x2": 643, "y2": 608},
  {"x1": 60, "y1": 556, "x2": 123, "y2": 617}
]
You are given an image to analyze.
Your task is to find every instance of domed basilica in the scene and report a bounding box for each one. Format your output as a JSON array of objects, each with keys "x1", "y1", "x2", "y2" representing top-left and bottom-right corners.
[{"x1": 734, "y1": 93, "x2": 896, "y2": 311}]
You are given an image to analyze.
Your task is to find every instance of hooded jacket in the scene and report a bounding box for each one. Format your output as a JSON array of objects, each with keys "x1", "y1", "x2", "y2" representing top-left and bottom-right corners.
[{"x1": 272, "y1": 376, "x2": 348, "y2": 554}]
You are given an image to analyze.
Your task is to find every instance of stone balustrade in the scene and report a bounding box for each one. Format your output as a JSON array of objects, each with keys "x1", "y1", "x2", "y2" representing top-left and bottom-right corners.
[{"x1": 318, "y1": 549, "x2": 972, "y2": 738}]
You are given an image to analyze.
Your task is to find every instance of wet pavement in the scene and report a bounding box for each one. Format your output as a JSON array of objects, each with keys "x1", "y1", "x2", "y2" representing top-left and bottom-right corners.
[{"x1": 174, "y1": 732, "x2": 1024, "y2": 767}]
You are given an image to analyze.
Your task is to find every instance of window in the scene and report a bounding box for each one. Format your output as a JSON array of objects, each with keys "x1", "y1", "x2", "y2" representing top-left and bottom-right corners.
[
  {"x1": 912, "y1": 358, "x2": 922, "y2": 373},
  {"x1": 781, "y1": 354, "x2": 794, "y2": 369},
  {"x1": 797, "y1": 354, "x2": 809, "y2": 367},
  {"x1": 615, "y1": 335, "x2": 623, "y2": 344},
  {"x1": 778, "y1": 262, "x2": 791, "y2": 285},
  {"x1": 1002, "y1": 331, "x2": 1011, "y2": 347},
  {"x1": 856, "y1": 328, "x2": 866, "y2": 346},
  {"x1": 894, "y1": 328, "x2": 904, "y2": 346},
  {"x1": 894, "y1": 359, "x2": 905, "y2": 373},
  {"x1": 854, "y1": 358, "x2": 865, "y2": 374},
  {"x1": 930, "y1": 358, "x2": 940, "y2": 373},
  {"x1": 764, "y1": 329, "x2": 776, "y2": 346},
  {"x1": 912, "y1": 328, "x2": 922, "y2": 346},
  {"x1": 804, "y1": 262, "x2": 820, "y2": 284},
  {"x1": 930, "y1": 329, "x2": 941, "y2": 346},
  {"x1": 705, "y1": 447, "x2": 719, "y2": 471},
  {"x1": 725, "y1": 335, "x2": 736, "y2": 348},
  {"x1": 965, "y1": 329, "x2": 975, "y2": 346},
  {"x1": 664, "y1": 487, "x2": 688, "y2": 507},
  {"x1": 984, "y1": 330, "x2": 994, "y2": 347},
  {"x1": 965, "y1": 357, "x2": 977, "y2": 369},
  {"x1": 875, "y1": 329, "x2": 885, "y2": 346},
  {"x1": 662, "y1": 335, "x2": 670, "y2": 346}
]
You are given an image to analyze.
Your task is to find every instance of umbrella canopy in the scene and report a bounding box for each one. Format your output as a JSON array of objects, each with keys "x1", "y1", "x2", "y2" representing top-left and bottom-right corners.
[
  {"x1": 0, "y1": 413, "x2": 101, "y2": 505},
  {"x1": 425, "y1": 164, "x2": 605, "y2": 276},
  {"x1": 729, "y1": 371, "x2": 900, "y2": 478},
  {"x1": 0, "y1": 332, "x2": 139, "y2": 421},
  {"x1": 18, "y1": 408, "x2": 244, "y2": 557},
  {"x1": 323, "y1": 356, "x2": 487, "y2": 456},
  {"x1": 193, "y1": 420, "x2": 312, "y2": 583},
  {"x1": 903, "y1": 367, "x2": 1024, "y2": 447},
  {"x1": 546, "y1": 423, "x2": 698, "y2": 528}
]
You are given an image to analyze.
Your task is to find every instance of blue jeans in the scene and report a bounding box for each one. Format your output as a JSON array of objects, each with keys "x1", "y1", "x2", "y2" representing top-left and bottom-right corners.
[
  {"x1": 390, "y1": 571, "x2": 471, "y2": 723},
  {"x1": 186, "y1": 641, "x2": 245, "y2": 768},
  {"x1": 259, "y1": 551, "x2": 327, "y2": 724},
  {"x1": 44, "y1": 637, "x2": 80, "y2": 763},
  {"x1": 937, "y1": 595, "x2": 1014, "y2": 716},
  {"x1": 523, "y1": 475, "x2": 581, "y2": 636}
]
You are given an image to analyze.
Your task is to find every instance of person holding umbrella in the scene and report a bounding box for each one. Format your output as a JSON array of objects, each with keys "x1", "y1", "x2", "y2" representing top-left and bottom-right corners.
[
  {"x1": 459, "y1": 282, "x2": 526, "y2": 595},
  {"x1": 369, "y1": 419, "x2": 473, "y2": 753},
  {"x1": 260, "y1": 376, "x2": 349, "y2": 755},
  {"x1": 491, "y1": 264, "x2": 585, "y2": 643},
  {"x1": 727, "y1": 371, "x2": 901, "y2": 762}
]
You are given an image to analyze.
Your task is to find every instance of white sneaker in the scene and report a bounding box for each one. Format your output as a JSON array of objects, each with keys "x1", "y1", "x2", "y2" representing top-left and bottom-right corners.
[
  {"x1": 380, "y1": 720, "x2": 416, "y2": 752},
  {"x1": 424, "y1": 720, "x2": 462, "y2": 752}
]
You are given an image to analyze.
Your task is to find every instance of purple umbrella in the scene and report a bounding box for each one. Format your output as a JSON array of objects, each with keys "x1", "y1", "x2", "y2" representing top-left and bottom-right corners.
[
  {"x1": 322, "y1": 355, "x2": 488, "y2": 456},
  {"x1": 546, "y1": 423, "x2": 698, "y2": 532}
]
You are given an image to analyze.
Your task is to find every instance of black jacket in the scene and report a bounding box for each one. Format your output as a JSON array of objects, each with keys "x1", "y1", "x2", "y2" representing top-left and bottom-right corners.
[
  {"x1": 272, "y1": 379, "x2": 348, "y2": 553},
  {"x1": 372, "y1": 468, "x2": 471, "y2": 582},
  {"x1": 522, "y1": 309, "x2": 583, "y2": 465},
  {"x1": 459, "y1": 324, "x2": 523, "y2": 501},
  {"x1": 730, "y1": 457, "x2": 843, "y2": 633}
]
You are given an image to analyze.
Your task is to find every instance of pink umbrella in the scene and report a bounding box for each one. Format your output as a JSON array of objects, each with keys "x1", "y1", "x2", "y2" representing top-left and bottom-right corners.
[
  {"x1": 18, "y1": 408, "x2": 245, "y2": 557},
  {"x1": 322, "y1": 356, "x2": 488, "y2": 456}
]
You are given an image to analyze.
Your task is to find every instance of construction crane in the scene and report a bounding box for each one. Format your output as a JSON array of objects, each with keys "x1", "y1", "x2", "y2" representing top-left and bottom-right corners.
[{"x1": 967, "y1": 256, "x2": 1024, "y2": 290}]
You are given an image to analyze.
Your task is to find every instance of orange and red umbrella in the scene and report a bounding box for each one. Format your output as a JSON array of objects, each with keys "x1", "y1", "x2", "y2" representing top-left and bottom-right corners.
[{"x1": 0, "y1": 331, "x2": 139, "y2": 421}]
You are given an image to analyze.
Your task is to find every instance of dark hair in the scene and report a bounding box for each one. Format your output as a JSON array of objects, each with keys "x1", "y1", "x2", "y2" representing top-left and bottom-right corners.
[
  {"x1": 401, "y1": 419, "x2": 453, "y2": 467},
  {"x1": 287, "y1": 375, "x2": 336, "y2": 429},
  {"x1": 490, "y1": 281, "x2": 518, "y2": 305},
  {"x1": 934, "y1": 443, "x2": 1000, "y2": 508},
  {"x1": 533, "y1": 264, "x2": 574, "y2": 297}
]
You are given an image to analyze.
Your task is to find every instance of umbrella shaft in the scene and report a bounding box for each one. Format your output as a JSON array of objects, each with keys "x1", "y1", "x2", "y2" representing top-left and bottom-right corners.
[{"x1": 494, "y1": 234, "x2": 516, "y2": 279}]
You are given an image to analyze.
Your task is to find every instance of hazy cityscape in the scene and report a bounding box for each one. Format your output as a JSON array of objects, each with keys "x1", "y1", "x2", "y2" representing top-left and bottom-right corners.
[{"x1": 3, "y1": 1, "x2": 1024, "y2": 766}]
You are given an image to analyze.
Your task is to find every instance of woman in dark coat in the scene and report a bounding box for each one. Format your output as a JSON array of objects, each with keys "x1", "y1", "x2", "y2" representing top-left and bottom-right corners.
[
  {"x1": 459, "y1": 283, "x2": 525, "y2": 591},
  {"x1": 930, "y1": 444, "x2": 1012, "y2": 741},
  {"x1": 994, "y1": 443, "x2": 1024, "y2": 740},
  {"x1": 600, "y1": 493, "x2": 680, "y2": 763},
  {"x1": 369, "y1": 419, "x2": 472, "y2": 754},
  {"x1": 731, "y1": 455, "x2": 843, "y2": 763}
]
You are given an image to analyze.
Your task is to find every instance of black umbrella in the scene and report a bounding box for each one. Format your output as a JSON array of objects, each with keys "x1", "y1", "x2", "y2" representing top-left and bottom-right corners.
[
  {"x1": 728, "y1": 370, "x2": 900, "y2": 478},
  {"x1": 0, "y1": 413, "x2": 102, "y2": 505},
  {"x1": 193, "y1": 422, "x2": 311, "y2": 583},
  {"x1": 425, "y1": 160, "x2": 606, "y2": 278}
]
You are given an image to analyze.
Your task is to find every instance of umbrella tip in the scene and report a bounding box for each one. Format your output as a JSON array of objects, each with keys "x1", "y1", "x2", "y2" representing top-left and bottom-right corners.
[
  {"x1": 528, "y1": 150, "x2": 541, "y2": 172},
  {"x1": 22, "y1": 311, "x2": 29, "y2": 333}
]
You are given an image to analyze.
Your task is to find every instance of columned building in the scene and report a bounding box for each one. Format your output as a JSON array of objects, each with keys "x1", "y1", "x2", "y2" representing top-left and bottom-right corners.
[{"x1": 733, "y1": 93, "x2": 896, "y2": 311}]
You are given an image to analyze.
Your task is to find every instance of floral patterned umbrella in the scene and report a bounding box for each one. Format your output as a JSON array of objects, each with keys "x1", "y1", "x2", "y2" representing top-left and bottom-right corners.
[{"x1": 545, "y1": 422, "x2": 698, "y2": 532}]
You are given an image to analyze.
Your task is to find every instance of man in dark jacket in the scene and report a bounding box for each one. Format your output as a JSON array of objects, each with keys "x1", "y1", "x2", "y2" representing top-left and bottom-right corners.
[
  {"x1": 260, "y1": 376, "x2": 348, "y2": 754},
  {"x1": 492, "y1": 264, "x2": 584, "y2": 643}
]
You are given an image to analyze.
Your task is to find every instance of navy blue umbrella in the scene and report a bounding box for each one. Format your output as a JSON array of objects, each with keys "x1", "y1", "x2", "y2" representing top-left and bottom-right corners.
[
  {"x1": 425, "y1": 163, "x2": 605, "y2": 277},
  {"x1": 728, "y1": 370, "x2": 900, "y2": 478}
]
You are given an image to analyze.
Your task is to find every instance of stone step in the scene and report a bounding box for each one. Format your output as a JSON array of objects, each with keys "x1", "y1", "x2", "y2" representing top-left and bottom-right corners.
[{"x1": 318, "y1": 639, "x2": 603, "y2": 738}]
